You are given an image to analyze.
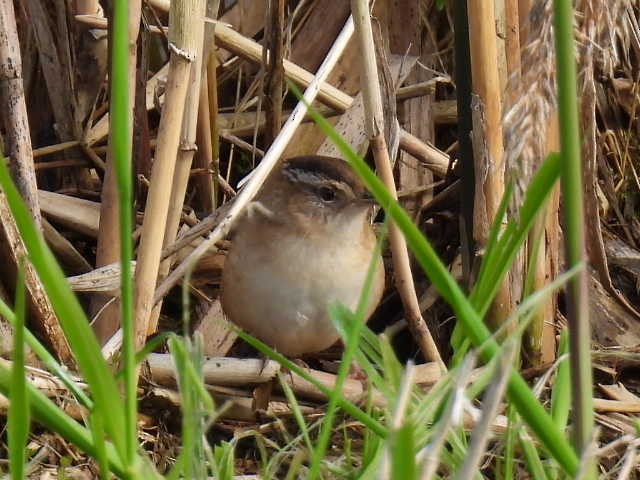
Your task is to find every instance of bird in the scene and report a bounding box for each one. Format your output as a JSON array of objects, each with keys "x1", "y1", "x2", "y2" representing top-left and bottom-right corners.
[{"x1": 221, "y1": 155, "x2": 385, "y2": 357}]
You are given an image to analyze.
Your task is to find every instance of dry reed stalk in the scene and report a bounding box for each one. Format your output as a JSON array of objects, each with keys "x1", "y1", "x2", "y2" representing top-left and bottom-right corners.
[
  {"x1": 133, "y1": 0, "x2": 206, "y2": 351},
  {"x1": 467, "y1": 0, "x2": 512, "y2": 331},
  {"x1": 190, "y1": 0, "x2": 220, "y2": 216},
  {"x1": 281, "y1": 0, "x2": 353, "y2": 159},
  {"x1": 72, "y1": 0, "x2": 108, "y2": 125},
  {"x1": 145, "y1": 353, "x2": 442, "y2": 407},
  {"x1": 494, "y1": 0, "x2": 509, "y2": 94},
  {"x1": 220, "y1": 132, "x2": 265, "y2": 158},
  {"x1": 579, "y1": 0, "x2": 614, "y2": 291},
  {"x1": 92, "y1": 1, "x2": 142, "y2": 343},
  {"x1": 0, "y1": 194, "x2": 73, "y2": 364},
  {"x1": 149, "y1": 385, "x2": 316, "y2": 423},
  {"x1": 37, "y1": 190, "x2": 100, "y2": 237},
  {"x1": 145, "y1": 0, "x2": 208, "y2": 338},
  {"x1": 0, "y1": 0, "x2": 41, "y2": 226},
  {"x1": 32, "y1": 141, "x2": 81, "y2": 158},
  {"x1": 398, "y1": 130, "x2": 450, "y2": 178},
  {"x1": 218, "y1": 106, "x2": 340, "y2": 137},
  {"x1": 150, "y1": 15, "x2": 355, "y2": 306},
  {"x1": 212, "y1": 8, "x2": 453, "y2": 184},
  {"x1": 193, "y1": 75, "x2": 215, "y2": 214},
  {"x1": 263, "y1": 0, "x2": 285, "y2": 147},
  {"x1": 351, "y1": 0, "x2": 443, "y2": 368},
  {"x1": 383, "y1": 0, "x2": 433, "y2": 223},
  {"x1": 206, "y1": 51, "x2": 220, "y2": 210},
  {"x1": 504, "y1": 0, "x2": 522, "y2": 78}
]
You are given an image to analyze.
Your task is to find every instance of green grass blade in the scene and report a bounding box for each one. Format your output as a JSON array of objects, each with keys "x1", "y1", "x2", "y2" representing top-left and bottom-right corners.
[
  {"x1": 520, "y1": 432, "x2": 550, "y2": 480},
  {"x1": 391, "y1": 424, "x2": 417, "y2": 480},
  {"x1": 502, "y1": 405, "x2": 517, "y2": 480},
  {"x1": 278, "y1": 372, "x2": 314, "y2": 453},
  {"x1": 307, "y1": 237, "x2": 388, "y2": 480},
  {"x1": 0, "y1": 362, "x2": 127, "y2": 477},
  {"x1": 468, "y1": 179, "x2": 514, "y2": 307},
  {"x1": 0, "y1": 298, "x2": 92, "y2": 408},
  {"x1": 109, "y1": 0, "x2": 137, "y2": 463},
  {"x1": 9, "y1": 262, "x2": 29, "y2": 480},
  {"x1": 89, "y1": 411, "x2": 110, "y2": 480},
  {"x1": 0, "y1": 153, "x2": 127, "y2": 460},
  {"x1": 471, "y1": 154, "x2": 561, "y2": 318},
  {"x1": 553, "y1": 0, "x2": 593, "y2": 454},
  {"x1": 551, "y1": 329, "x2": 571, "y2": 429}
]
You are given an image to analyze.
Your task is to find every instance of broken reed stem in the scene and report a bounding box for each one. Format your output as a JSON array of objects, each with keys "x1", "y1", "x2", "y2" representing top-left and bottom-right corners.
[
  {"x1": 0, "y1": 0, "x2": 41, "y2": 228},
  {"x1": 351, "y1": 0, "x2": 444, "y2": 368},
  {"x1": 152, "y1": 16, "x2": 355, "y2": 305},
  {"x1": 133, "y1": 0, "x2": 206, "y2": 351}
]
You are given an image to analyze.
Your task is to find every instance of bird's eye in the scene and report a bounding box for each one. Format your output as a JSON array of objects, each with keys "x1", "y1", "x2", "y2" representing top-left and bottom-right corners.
[{"x1": 319, "y1": 187, "x2": 336, "y2": 202}]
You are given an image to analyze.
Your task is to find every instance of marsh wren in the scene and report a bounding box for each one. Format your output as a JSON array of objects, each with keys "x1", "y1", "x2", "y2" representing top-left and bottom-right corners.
[{"x1": 221, "y1": 155, "x2": 385, "y2": 357}]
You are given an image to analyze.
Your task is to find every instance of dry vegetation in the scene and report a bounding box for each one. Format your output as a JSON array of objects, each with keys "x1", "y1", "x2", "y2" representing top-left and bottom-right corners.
[{"x1": 0, "y1": 0, "x2": 639, "y2": 477}]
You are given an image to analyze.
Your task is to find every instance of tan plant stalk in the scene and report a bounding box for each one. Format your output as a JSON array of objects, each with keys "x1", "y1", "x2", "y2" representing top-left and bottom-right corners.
[
  {"x1": 0, "y1": 0, "x2": 41, "y2": 226},
  {"x1": 133, "y1": 0, "x2": 206, "y2": 351},
  {"x1": 351, "y1": 0, "x2": 443, "y2": 368},
  {"x1": 93, "y1": 1, "x2": 142, "y2": 342},
  {"x1": 263, "y1": 0, "x2": 285, "y2": 147},
  {"x1": 145, "y1": 0, "x2": 208, "y2": 337},
  {"x1": 467, "y1": 0, "x2": 512, "y2": 331}
]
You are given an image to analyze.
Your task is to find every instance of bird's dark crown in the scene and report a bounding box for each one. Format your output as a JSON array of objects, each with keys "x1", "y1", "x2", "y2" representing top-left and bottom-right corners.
[{"x1": 281, "y1": 156, "x2": 366, "y2": 198}]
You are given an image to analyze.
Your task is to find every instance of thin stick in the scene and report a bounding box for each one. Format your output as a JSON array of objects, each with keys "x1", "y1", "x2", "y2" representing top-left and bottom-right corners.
[{"x1": 351, "y1": 0, "x2": 444, "y2": 368}]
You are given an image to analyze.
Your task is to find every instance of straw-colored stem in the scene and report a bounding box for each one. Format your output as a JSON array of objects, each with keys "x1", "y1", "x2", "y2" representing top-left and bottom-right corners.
[
  {"x1": 146, "y1": 1, "x2": 207, "y2": 337},
  {"x1": 0, "y1": 0, "x2": 41, "y2": 227},
  {"x1": 467, "y1": 0, "x2": 511, "y2": 330},
  {"x1": 93, "y1": 0, "x2": 142, "y2": 343},
  {"x1": 351, "y1": 0, "x2": 443, "y2": 367},
  {"x1": 133, "y1": 0, "x2": 206, "y2": 350},
  {"x1": 263, "y1": 0, "x2": 285, "y2": 147}
]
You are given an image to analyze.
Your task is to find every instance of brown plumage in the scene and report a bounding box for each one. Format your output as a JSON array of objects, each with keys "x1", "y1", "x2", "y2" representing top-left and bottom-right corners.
[{"x1": 221, "y1": 156, "x2": 385, "y2": 356}]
